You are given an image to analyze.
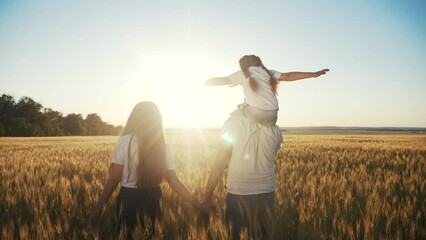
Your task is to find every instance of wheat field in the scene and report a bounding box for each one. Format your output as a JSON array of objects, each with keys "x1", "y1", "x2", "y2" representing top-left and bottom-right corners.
[{"x1": 1, "y1": 130, "x2": 425, "y2": 239}]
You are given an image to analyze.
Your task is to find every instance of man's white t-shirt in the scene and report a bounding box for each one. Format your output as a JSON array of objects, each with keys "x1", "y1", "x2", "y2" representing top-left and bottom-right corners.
[
  {"x1": 221, "y1": 114, "x2": 283, "y2": 195},
  {"x1": 227, "y1": 66, "x2": 282, "y2": 111},
  {"x1": 111, "y1": 134, "x2": 175, "y2": 188}
]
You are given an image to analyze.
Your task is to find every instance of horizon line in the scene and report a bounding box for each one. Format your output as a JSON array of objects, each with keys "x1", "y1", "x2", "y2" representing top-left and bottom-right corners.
[{"x1": 164, "y1": 126, "x2": 426, "y2": 130}]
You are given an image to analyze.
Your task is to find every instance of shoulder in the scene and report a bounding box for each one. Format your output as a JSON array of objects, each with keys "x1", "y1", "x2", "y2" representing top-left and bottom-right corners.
[
  {"x1": 165, "y1": 143, "x2": 173, "y2": 152},
  {"x1": 112, "y1": 134, "x2": 133, "y2": 165},
  {"x1": 249, "y1": 67, "x2": 281, "y2": 80},
  {"x1": 119, "y1": 134, "x2": 132, "y2": 141},
  {"x1": 117, "y1": 134, "x2": 132, "y2": 145},
  {"x1": 165, "y1": 143, "x2": 174, "y2": 158},
  {"x1": 115, "y1": 134, "x2": 136, "y2": 150},
  {"x1": 227, "y1": 70, "x2": 244, "y2": 78},
  {"x1": 221, "y1": 114, "x2": 246, "y2": 142},
  {"x1": 165, "y1": 143, "x2": 175, "y2": 170},
  {"x1": 268, "y1": 69, "x2": 282, "y2": 80},
  {"x1": 227, "y1": 70, "x2": 245, "y2": 86}
]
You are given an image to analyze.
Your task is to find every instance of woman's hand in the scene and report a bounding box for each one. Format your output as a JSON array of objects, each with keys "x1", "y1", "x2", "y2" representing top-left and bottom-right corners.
[
  {"x1": 200, "y1": 200, "x2": 214, "y2": 216},
  {"x1": 313, "y1": 69, "x2": 329, "y2": 77},
  {"x1": 86, "y1": 208, "x2": 101, "y2": 230}
]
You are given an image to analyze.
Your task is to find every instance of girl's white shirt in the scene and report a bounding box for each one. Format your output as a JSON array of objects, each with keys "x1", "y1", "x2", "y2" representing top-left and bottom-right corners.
[
  {"x1": 227, "y1": 66, "x2": 282, "y2": 111},
  {"x1": 111, "y1": 134, "x2": 175, "y2": 188}
]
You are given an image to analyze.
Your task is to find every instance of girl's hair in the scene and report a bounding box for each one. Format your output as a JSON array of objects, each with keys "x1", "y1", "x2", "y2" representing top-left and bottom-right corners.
[
  {"x1": 122, "y1": 101, "x2": 167, "y2": 188},
  {"x1": 239, "y1": 55, "x2": 278, "y2": 94}
]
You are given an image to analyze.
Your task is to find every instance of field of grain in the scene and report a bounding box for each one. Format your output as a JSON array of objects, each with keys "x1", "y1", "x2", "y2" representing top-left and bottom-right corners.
[{"x1": 1, "y1": 130, "x2": 425, "y2": 239}]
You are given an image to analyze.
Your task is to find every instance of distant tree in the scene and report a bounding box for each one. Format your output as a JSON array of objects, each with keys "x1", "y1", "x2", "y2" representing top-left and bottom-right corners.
[
  {"x1": 0, "y1": 94, "x2": 16, "y2": 135},
  {"x1": 84, "y1": 113, "x2": 104, "y2": 135},
  {"x1": 63, "y1": 113, "x2": 86, "y2": 135},
  {"x1": 85, "y1": 113, "x2": 124, "y2": 136},
  {"x1": 0, "y1": 93, "x2": 122, "y2": 136},
  {"x1": 114, "y1": 125, "x2": 124, "y2": 135},
  {"x1": 101, "y1": 123, "x2": 122, "y2": 136},
  {"x1": 42, "y1": 108, "x2": 64, "y2": 136},
  {"x1": 9, "y1": 117, "x2": 34, "y2": 136},
  {"x1": 13, "y1": 97, "x2": 44, "y2": 136}
]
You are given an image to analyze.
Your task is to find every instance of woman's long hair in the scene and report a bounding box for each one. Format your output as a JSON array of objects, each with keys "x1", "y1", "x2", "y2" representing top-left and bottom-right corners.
[
  {"x1": 122, "y1": 102, "x2": 167, "y2": 188},
  {"x1": 239, "y1": 55, "x2": 278, "y2": 94}
]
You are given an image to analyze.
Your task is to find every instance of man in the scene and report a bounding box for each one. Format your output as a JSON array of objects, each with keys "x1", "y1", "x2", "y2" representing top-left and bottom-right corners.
[{"x1": 202, "y1": 112, "x2": 283, "y2": 240}]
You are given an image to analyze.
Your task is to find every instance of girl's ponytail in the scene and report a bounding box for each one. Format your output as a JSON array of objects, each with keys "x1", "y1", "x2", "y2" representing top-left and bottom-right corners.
[{"x1": 239, "y1": 55, "x2": 259, "y2": 92}]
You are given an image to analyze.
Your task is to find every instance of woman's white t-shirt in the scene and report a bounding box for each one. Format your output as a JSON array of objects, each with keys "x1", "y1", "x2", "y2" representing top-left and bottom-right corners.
[
  {"x1": 227, "y1": 66, "x2": 282, "y2": 111},
  {"x1": 111, "y1": 134, "x2": 175, "y2": 188}
]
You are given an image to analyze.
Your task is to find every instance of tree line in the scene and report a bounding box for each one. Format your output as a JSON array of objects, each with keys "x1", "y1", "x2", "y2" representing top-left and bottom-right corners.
[{"x1": 0, "y1": 94, "x2": 123, "y2": 136}]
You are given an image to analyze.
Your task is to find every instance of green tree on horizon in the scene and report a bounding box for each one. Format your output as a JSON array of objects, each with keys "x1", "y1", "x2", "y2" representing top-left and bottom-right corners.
[{"x1": 0, "y1": 93, "x2": 122, "y2": 136}]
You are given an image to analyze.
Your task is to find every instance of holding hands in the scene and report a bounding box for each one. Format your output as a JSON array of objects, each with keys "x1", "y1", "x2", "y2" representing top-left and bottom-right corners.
[
  {"x1": 200, "y1": 200, "x2": 214, "y2": 216},
  {"x1": 86, "y1": 209, "x2": 100, "y2": 230}
]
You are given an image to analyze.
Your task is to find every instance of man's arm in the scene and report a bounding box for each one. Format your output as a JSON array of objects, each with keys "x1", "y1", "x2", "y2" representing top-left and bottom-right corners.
[
  {"x1": 204, "y1": 77, "x2": 232, "y2": 86},
  {"x1": 202, "y1": 142, "x2": 233, "y2": 203},
  {"x1": 279, "y1": 69, "x2": 329, "y2": 81}
]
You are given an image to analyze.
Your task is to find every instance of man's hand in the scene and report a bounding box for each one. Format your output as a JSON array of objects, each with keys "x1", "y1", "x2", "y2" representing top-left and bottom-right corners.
[{"x1": 86, "y1": 208, "x2": 101, "y2": 230}]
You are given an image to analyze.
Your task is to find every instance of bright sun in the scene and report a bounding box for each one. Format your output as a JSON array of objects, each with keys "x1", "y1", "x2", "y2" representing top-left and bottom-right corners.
[{"x1": 132, "y1": 54, "x2": 241, "y2": 128}]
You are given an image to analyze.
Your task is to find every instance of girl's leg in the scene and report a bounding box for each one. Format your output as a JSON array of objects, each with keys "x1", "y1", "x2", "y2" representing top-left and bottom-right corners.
[{"x1": 242, "y1": 105, "x2": 278, "y2": 126}]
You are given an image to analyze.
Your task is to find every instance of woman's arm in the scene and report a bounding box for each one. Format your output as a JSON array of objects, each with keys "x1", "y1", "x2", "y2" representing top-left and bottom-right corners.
[
  {"x1": 204, "y1": 77, "x2": 232, "y2": 86},
  {"x1": 166, "y1": 170, "x2": 204, "y2": 210},
  {"x1": 279, "y1": 69, "x2": 329, "y2": 81},
  {"x1": 87, "y1": 163, "x2": 123, "y2": 226}
]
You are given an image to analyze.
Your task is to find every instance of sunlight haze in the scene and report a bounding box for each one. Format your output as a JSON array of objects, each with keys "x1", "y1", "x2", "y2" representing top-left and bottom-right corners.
[{"x1": 1, "y1": 0, "x2": 425, "y2": 128}]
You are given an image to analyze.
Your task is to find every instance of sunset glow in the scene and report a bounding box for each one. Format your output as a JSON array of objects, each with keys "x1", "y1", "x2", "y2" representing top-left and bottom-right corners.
[
  {"x1": 0, "y1": 1, "x2": 424, "y2": 127},
  {"x1": 131, "y1": 54, "x2": 240, "y2": 127}
]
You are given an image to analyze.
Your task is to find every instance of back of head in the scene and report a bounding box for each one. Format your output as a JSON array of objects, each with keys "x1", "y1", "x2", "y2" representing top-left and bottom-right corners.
[
  {"x1": 239, "y1": 55, "x2": 262, "y2": 70},
  {"x1": 123, "y1": 102, "x2": 162, "y2": 136},
  {"x1": 239, "y1": 55, "x2": 278, "y2": 94},
  {"x1": 123, "y1": 101, "x2": 167, "y2": 188}
]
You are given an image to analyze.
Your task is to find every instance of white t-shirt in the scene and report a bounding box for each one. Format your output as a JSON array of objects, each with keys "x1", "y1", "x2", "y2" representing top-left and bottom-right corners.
[
  {"x1": 111, "y1": 134, "x2": 175, "y2": 188},
  {"x1": 221, "y1": 114, "x2": 283, "y2": 195},
  {"x1": 227, "y1": 66, "x2": 282, "y2": 111}
]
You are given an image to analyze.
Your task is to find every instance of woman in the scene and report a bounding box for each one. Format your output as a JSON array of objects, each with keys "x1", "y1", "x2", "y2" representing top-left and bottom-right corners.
[{"x1": 87, "y1": 102, "x2": 208, "y2": 239}]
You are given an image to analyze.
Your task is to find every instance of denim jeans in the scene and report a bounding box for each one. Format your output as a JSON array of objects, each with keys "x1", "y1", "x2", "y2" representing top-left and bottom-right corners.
[
  {"x1": 225, "y1": 192, "x2": 275, "y2": 240},
  {"x1": 117, "y1": 186, "x2": 162, "y2": 240}
]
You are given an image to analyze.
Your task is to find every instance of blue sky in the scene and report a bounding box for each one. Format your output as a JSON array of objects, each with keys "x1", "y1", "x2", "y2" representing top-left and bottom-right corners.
[{"x1": 1, "y1": 0, "x2": 425, "y2": 127}]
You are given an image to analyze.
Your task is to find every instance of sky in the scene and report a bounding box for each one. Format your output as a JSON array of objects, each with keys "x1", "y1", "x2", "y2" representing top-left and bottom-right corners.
[{"x1": 0, "y1": 0, "x2": 425, "y2": 128}]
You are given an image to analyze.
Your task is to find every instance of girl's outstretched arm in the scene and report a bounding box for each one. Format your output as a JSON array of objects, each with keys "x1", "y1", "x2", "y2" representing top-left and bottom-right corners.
[
  {"x1": 280, "y1": 69, "x2": 329, "y2": 81},
  {"x1": 204, "y1": 77, "x2": 231, "y2": 86}
]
